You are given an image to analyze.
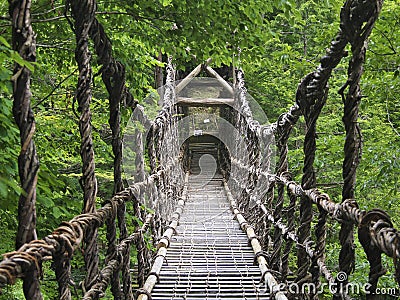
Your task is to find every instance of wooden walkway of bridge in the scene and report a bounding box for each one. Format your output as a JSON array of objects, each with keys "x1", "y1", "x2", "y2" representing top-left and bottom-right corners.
[
  {"x1": 1, "y1": 1, "x2": 399, "y2": 300},
  {"x1": 147, "y1": 142, "x2": 268, "y2": 300},
  {"x1": 151, "y1": 174, "x2": 266, "y2": 300}
]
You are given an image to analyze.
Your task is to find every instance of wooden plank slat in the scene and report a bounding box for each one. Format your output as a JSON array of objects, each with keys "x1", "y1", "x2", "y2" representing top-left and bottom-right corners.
[{"x1": 177, "y1": 97, "x2": 234, "y2": 106}]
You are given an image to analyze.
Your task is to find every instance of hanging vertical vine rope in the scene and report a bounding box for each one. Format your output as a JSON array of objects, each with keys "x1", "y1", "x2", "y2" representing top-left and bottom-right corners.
[
  {"x1": 86, "y1": 8, "x2": 139, "y2": 297},
  {"x1": 9, "y1": 0, "x2": 41, "y2": 299},
  {"x1": 68, "y1": 0, "x2": 99, "y2": 291},
  {"x1": 338, "y1": 0, "x2": 384, "y2": 295}
]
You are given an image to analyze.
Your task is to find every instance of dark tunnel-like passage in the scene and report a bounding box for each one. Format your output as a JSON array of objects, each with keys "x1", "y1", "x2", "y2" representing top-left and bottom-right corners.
[{"x1": 181, "y1": 134, "x2": 231, "y2": 180}]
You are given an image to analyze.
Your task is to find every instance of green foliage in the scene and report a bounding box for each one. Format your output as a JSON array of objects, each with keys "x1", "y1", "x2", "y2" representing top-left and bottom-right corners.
[
  {"x1": 0, "y1": 39, "x2": 23, "y2": 225},
  {"x1": 0, "y1": 0, "x2": 399, "y2": 298}
]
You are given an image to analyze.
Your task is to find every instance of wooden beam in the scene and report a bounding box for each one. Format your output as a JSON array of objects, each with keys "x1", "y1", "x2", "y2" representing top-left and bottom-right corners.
[
  {"x1": 177, "y1": 97, "x2": 234, "y2": 106},
  {"x1": 223, "y1": 181, "x2": 288, "y2": 300},
  {"x1": 175, "y1": 64, "x2": 202, "y2": 94},
  {"x1": 175, "y1": 58, "x2": 212, "y2": 94},
  {"x1": 205, "y1": 66, "x2": 234, "y2": 96}
]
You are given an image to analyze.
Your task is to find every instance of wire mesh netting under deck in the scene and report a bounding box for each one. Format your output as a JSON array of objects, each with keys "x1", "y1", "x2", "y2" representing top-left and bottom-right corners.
[{"x1": 151, "y1": 174, "x2": 268, "y2": 300}]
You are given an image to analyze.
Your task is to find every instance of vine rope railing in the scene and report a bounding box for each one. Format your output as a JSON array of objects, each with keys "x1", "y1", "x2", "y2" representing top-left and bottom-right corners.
[
  {"x1": 1, "y1": 0, "x2": 400, "y2": 299},
  {"x1": 0, "y1": 59, "x2": 183, "y2": 300},
  {"x1": 226, "y1": 0, "x2": 400, "y2": 299},
  {"x1": 2, "y1": 0, "x2": 184, "y2": 298},
  {"x1": 8, "y1": 0, "x2": 40, "y2": 297}
]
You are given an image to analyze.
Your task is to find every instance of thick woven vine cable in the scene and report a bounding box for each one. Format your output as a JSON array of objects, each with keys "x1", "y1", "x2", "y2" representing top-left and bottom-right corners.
[
  {"x1": 67, "y1": 0, "x2": 100, "y2": 292},
  {"x1": 269, "y1": 108, "x2": 298, "y2": 280},
  {"x1": 270, "y1": 112, "x2": 292, "y2": 274},
  {"x1": 87, "y1": 7, "x2": 157, "y2": 296},
  {"x1": 68, "y1": 0, "x2": 153, "y2": 295},
  {"x1": 296, "y1": 72, "x2": 326, "y2": 291},
  {"x1": 102, "y1": 34, "x2": 126, "y2": 300},
  {"x1": 105, "y1": 206, "x2": 121, "y2": 299},
  {"x1": 76, "y1": 4, "x2": 138, "y2": 296},
  {"x1": 9, "y1": 1, "x2": 42, "y2": 299},
  {"x1": 227, "y1": 1, "x2": 392, "y2": 295},
  {"x1": 294, "y1": 12, "x2": 349, "y2": 288},
  {"x1": 103, "y1": 54, "x2": 125, "y2": 300},
  {"x1": 338, "y1": 2, "x2": 384, "y2": 290},
  {"x1": 0, "y1": 173, "x2": 160, "y2": 286},
  {"x1": 89, "y1": 16, "x2": 137, "y2": 110},
  {"x1": 281, "y1": 183, "x2": 297, "y2": 281},
  {"x1": 338, "y1": 0, "x2": 384, "y2": 295}
]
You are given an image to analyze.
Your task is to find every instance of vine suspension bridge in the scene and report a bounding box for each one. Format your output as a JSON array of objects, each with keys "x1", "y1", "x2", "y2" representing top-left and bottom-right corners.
[{"x1": 1, "y1": 0, "x2": 399, "y2": 299}]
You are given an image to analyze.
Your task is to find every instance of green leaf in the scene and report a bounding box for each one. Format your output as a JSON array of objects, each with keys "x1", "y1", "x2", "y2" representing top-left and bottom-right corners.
[
  {"x1": 161, "y1": 0, "x2": 172, "y2": 7},
  {"x1": 0, "y1": 179, "x2": 7, "y2": 198},
  {"x1": 10, "y1": 52, "x2": 35, "y2": 72},
  {"x1": 52, "y1": 206, "x2": 63, "y2": 218},
  {"x1": 0, "y1": 36, "x2": 10, "y2": 48},
  {"x1": 39, "y1": 196, "x2": 55, "y2": 208}
]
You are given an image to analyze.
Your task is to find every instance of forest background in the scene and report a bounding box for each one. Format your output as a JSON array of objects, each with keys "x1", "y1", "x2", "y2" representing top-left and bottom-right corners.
[{"x1": 0, "y1": 0, "x2": 399, "y2": 298}]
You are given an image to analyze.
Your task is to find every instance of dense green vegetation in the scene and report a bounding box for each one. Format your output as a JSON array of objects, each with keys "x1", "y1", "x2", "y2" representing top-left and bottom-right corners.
[{"x1": 0, "y1": 0, "x2": 399, "y2": 298}]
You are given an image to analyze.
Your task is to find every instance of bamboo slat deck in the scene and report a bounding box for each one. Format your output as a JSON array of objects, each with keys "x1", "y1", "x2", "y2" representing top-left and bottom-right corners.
[{"x1": 151, "y1": 173, "x2": 268, "y2": 299}]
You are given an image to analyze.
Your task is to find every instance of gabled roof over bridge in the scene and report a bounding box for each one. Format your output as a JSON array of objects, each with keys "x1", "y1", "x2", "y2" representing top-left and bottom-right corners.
[{"x1": 175, "y1": 60, "x2": 234, "y2": 107}]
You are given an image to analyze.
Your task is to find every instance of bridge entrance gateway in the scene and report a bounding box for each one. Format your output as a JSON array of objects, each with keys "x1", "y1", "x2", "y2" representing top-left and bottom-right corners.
[{"x1": 1, "y1": 0, "x2": 400, "y2": 300}]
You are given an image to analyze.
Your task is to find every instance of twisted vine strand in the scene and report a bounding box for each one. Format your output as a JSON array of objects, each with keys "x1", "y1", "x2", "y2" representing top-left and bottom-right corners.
[
  {"x1": 271, "y1": 113, "x2": 292, "y2": 274},
  {"x1": 338, "y1": 0, "x2": 384, "y2": 295},
  {"x1": 294, "y1": 13, "x2": 349, "y2": 288},
  {"x1": 103, "y1": 40, "x2": 126, "y2": 300},
  {"x1": 86, "y1": 8, "x2": 153, "y2": 297},
  {"x1": 9, "y1": 0, "x2": 41, "y2": 299},
  {"x1": 68, "y1": 0, "x2": 100, "y2": 291},
  {"x1": 0, "y1": 173, "x2": 160, "y2": 287}
]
